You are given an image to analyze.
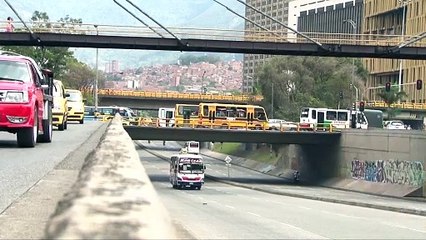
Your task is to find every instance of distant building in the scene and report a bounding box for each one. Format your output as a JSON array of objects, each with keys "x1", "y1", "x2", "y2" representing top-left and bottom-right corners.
[
  {"x1": 243, "y1": 0, "x2": 292, "y2": 93},
  {"x1": 363, "y1": 0, "x2": 426, "y2": 103},
  {"x1": 288, "y1": 0, "x2": 363, "y2": 39},
  {"x1": 105, "y1": 60, "x2": 120, "y2": 73}
]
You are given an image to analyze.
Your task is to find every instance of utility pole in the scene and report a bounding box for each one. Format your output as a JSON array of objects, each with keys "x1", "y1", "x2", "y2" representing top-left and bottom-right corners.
[
  {"x1": 94, "y1": 25, "x2": 99, "y2": 112},
  {"x1": 271, "y1": 82, "x2": 274, "y2": 119},
  {"x1": 201, "y1": 70, "x2": 206, "y2": 94},
  {"x1": 343, "y1": 19, "x2": 357, "y2": 103},
  {"x1": 398, "y1": 0, "x2": 411, "y2": 94}
]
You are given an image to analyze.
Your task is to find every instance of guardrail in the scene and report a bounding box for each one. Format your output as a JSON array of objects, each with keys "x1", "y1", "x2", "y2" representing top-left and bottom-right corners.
[
  {"x1": 44, "y1": 114, "x2": 176, "y2": 239},
  {"x1": 108, "y1": 116, "x2": 338, "y2": 132},
  {"x1": 366, "y1": 101, "x2": 426, "y2": 110},
  {"x1": 1, "y1": 21, "x2": 425, "y2": 47},
  {"x1": 97, "y1": 89, "x2": 264, "y2": 103}
]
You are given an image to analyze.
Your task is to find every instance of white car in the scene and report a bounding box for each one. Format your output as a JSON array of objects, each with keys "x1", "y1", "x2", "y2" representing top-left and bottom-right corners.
[
  {"x1": 268, "y1": 119, "x2": 298, "y2": 131},
  {"x1": 385, "y1": 120, "x2": 406, "y2": 130}
]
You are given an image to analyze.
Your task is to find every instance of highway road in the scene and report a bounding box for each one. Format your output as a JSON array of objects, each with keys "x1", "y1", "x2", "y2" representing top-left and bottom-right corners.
[
  {"x1": 0, "y1": 120, "x2": 104, "y2": 213},
  {"x1": 137, "y1": 141, "x2": 426, "y2": 239}
]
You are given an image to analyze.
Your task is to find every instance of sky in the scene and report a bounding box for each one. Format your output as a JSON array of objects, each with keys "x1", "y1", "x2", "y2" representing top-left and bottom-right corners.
[{"x1": 0, "y1": 0, "x2": 245, "y2": 68}]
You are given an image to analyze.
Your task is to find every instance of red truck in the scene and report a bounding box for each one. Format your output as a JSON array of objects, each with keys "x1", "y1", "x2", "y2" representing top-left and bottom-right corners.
[{"x1": 0, "y1": 51, "x2": 54, "y2": 147}]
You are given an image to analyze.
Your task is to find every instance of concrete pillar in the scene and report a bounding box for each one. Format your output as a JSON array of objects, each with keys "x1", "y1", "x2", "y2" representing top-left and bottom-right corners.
[
  {"x1": 244, "y1": 143, "x2": 256, "y2": 151},
  {"x1": 199, "y1": 142, "x2": 209, "y2": 149}
]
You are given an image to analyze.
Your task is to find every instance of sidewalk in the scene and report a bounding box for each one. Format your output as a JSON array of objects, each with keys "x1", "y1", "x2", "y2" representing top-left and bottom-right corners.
[
  {"x1": 138, "y1": 141, "x2": 426, "y2": 217},
  {"x1": 200, "y1": 148, "x2": 426, "y2": 217}
]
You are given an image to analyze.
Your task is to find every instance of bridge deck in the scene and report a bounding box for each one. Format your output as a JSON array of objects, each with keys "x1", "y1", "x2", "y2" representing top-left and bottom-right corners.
[{"x1": 124, "y1": 126, "x2": 341, "y2": 145}]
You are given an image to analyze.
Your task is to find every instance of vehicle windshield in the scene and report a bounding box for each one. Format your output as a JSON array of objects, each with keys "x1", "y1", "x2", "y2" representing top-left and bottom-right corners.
[
  {"x1": 0, "y1": 61, "x2": 31, "y2": 83},
  {"x1": 66, "y1": 92, "x2": 82, "y2": 102},
  {"x1": 178, "y1": 163, "x2": 204, "y2": 174},
  {"x1": 301, "y1": 109, "x2": 309, "y2": 118},
  {"x1": 178, "y1": 157, "x2": 204, "y2": 173},
  {"x1": 53, "y1": 83, "x2": 61, "y2": 97}
]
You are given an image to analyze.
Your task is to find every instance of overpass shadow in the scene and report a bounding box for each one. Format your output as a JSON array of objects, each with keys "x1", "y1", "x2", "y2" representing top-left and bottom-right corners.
[{"x1": 0, "y1": 140, "x2": 18, "y2": 148}]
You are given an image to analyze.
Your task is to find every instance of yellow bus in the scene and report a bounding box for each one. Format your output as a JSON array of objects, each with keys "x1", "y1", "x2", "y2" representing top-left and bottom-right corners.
[
  {"x1": 198, "y1": 103, "x2": 269, "y2": 129},
  {"x1": 175, "y1": 104, "x2": 199, "y2": 127}
]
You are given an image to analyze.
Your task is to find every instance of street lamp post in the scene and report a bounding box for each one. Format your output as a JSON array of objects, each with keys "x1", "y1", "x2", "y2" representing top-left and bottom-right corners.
[
  {"x1": 271, "y1": 82, "x2": 274, "y2": 119},
  {"x1": 201, "y1": 70, "x2": 206, "y2": 94},
  {"x1": 397, "y1": 0, "x2": 411, "y2": 93},
  {"x1": 343, "y1": 19, "x2": 357, "y2": 113},
  {"x1": 94, "y1": 25, "x2": 99, "y2": 112}
]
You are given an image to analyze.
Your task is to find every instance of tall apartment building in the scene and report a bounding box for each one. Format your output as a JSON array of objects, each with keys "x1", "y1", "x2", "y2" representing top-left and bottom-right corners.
[
  {"x1": 242, "y1": 0, "x2": 363, "y2": 93},
  {"x1": 363, "y1": 0, "x2": 426, "y2": 103},
  {"x1": 288, "y1": 0, "x2": 363, "y2": 36},
  {"x1": 242, "y1": 0, "x2": 292, "y2": 93},
  {"x1": 105, "y1": 60, "x2": 120, "y2": 74}
]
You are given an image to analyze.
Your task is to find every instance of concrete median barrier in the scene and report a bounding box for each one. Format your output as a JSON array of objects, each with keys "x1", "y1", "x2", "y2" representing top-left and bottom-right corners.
[{"x1": 44, "y1": 114, "x2": 176, "y2": 239}]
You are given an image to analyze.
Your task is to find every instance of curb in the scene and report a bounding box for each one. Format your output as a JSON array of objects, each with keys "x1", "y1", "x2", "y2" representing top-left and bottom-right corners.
[{"x1": 138, "y1": 142, "x2": 426, "y2": 217}]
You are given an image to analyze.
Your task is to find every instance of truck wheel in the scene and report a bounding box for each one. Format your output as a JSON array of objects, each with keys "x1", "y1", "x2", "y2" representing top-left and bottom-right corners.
[
  {"x1": 79, "y1": 118, "x2": 84, "y2": 124},
  {"x1": 38, "y1": 104, "x2": 53, "y2": 143},
  {"x1": 17, "y1": 109, "x2": 38, "y2": 148}
]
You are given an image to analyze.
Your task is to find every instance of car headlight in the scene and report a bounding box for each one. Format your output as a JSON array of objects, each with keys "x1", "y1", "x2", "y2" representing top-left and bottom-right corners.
[{"x1": 5, "y1": 91, "x2": 29, "y2": 103}]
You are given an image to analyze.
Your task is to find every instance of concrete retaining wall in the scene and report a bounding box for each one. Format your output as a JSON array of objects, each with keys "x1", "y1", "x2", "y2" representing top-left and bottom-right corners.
[
  {"x1": 338, "y1": 129, "x2": 426, "y2": 197},
  {"x1": 44, "y1": 115, "x2": 176, "y2": 239},
  {"x1": 272, "y1": 130, "x2": 426, "y2": 197}
]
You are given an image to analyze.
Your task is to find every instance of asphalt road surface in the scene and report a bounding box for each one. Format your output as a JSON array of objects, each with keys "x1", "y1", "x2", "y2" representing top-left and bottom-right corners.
[
  {"x1": 138, "y1": 142, "x2": 426, "y2": 239},
  {"x1": 0, "y1": 120, "x2": 103, "y2": 213}
]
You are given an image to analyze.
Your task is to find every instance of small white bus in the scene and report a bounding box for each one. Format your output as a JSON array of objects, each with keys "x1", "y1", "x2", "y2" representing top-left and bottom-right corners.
[
  {"x1": 300, "y1": 107, "x2": 368, "y2": 129},
  {"x1": 170, "y1": 153, "x2": 205, "y2": 190},
  {"x1": 158, "y1": 107, "x2": 175, "y2": 127}
]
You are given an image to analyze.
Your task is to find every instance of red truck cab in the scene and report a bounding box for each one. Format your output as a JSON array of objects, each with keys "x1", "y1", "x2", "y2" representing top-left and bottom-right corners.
[{"x1": 0, "y1": 51, "x2": 54, "y2": 147}]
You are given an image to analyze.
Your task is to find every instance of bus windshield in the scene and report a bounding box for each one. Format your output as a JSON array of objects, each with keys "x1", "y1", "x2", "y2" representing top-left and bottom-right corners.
[
  {"x1": 177, "y1": 105, "x2": 198, "y2": 117},
  {"x1": 178, "y1": 158, "x2": 204, "y2": 173}
]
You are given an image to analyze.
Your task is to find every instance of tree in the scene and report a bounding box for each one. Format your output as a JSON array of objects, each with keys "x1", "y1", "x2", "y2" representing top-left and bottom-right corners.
[
  {"x1": 1, "y1": 11, "x2": 78, "y2": 78},
  {"x1": 256, "y1": 56, "x2": 362, "y2": 121},
  {"x1": 377, "y1": 86, "x2": 407, "y2": 119}
]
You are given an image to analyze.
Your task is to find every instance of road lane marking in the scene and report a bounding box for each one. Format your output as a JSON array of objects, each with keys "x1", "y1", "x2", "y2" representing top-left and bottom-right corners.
[
  {"x1": 247, "y1": 212, "x2": 261, "y2": 217},
  {"x1": 225, "y1": 205, "x2": 235, "y2": 209},
  {"x1": 382, "y1": 222, "x2": 426, "y2": 234}
]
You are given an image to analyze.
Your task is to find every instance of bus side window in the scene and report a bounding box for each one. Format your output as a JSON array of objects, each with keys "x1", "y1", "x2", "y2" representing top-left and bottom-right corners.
[
  {"x1": 254, "y1": 108, "x2": 266, "y2": 120},
  {"x1": 203, "y1": 106, "x2": 209, "y2": 116},
  {"x1": 338, "y1": 112, "x2": 348, "y2": 121},
  {"x1": 312, "y1": 110, "x2": 316, "y2": 119}
]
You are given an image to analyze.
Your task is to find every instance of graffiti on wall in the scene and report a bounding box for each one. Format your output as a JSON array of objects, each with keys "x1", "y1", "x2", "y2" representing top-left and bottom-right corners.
[{"x1": 350, "y1": 159, "x2": 424, "y2": 186}]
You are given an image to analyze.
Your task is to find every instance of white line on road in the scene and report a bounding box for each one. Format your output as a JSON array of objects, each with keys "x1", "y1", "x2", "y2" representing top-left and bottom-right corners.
[
  {"x1": 383, "y1": 222, "x2": 426, "y2": 234},
  {"x1": 225, "y1": 205, "x2": 235, "y2": 209},
  {"x1": 247, "y1": 212, "x2": 261, "y2": 217}
]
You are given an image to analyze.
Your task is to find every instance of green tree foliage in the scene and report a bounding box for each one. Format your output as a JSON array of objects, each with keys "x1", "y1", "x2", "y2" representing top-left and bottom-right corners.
[
  {"x1": 1, "y1": 11, "x2": 78, "y2": 78},
  {"x1": 178, "y1": 54, "x2": 221, "y2": 65},
  {"x1": 376, "y1": 86, "x2": 407, "y2": 119},
  {"x1": 256, "y1": 56, "x2": 365, "y2": 121},
  {"x1": 376, "y1": 86, "x2": 407, "y2": 107}
]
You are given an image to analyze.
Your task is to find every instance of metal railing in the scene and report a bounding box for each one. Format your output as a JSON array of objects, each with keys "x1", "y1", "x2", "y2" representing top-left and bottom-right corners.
[
  {"x1": 97, "y1": 89, "x2": 264, "y2": 102},
  {"x1": 97, "y1": 116, "x2": 337, "y2": 132},
  {"x1": 1, "y1": 21, "x2": 426, "y2": 47},
  {"x1": 366, "y1": 101, "x2": 426, "y2": 110}
]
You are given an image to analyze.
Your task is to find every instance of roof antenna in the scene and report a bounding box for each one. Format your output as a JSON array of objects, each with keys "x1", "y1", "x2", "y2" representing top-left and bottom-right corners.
[
  {"x1": 3, "y1": 0, "x2": 41, "y2": 44},
  {"x1": 113, "y1": 0, "x2": 165, "y2": 38},
  {"x1": 236, "y1": 0, "x2": 327, "y2": 51},
  {"x1": 212, "y1": 0, "x2": 284, "y2": 40},
  {"x1": 124, "y1": 0, "x2": 188, "y2": 47}
]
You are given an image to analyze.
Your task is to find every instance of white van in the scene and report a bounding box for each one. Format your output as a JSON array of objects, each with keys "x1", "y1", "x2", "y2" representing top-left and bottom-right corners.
[
  {"x1": 184, "y1": 141, "x2": 200, "y2": 154},
  {"x1": 170, "y1": 153, "x2": 205, "y2": 190},
  {"x1": 158, "y1": 107, "x2": 175, "y2": 127}
]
